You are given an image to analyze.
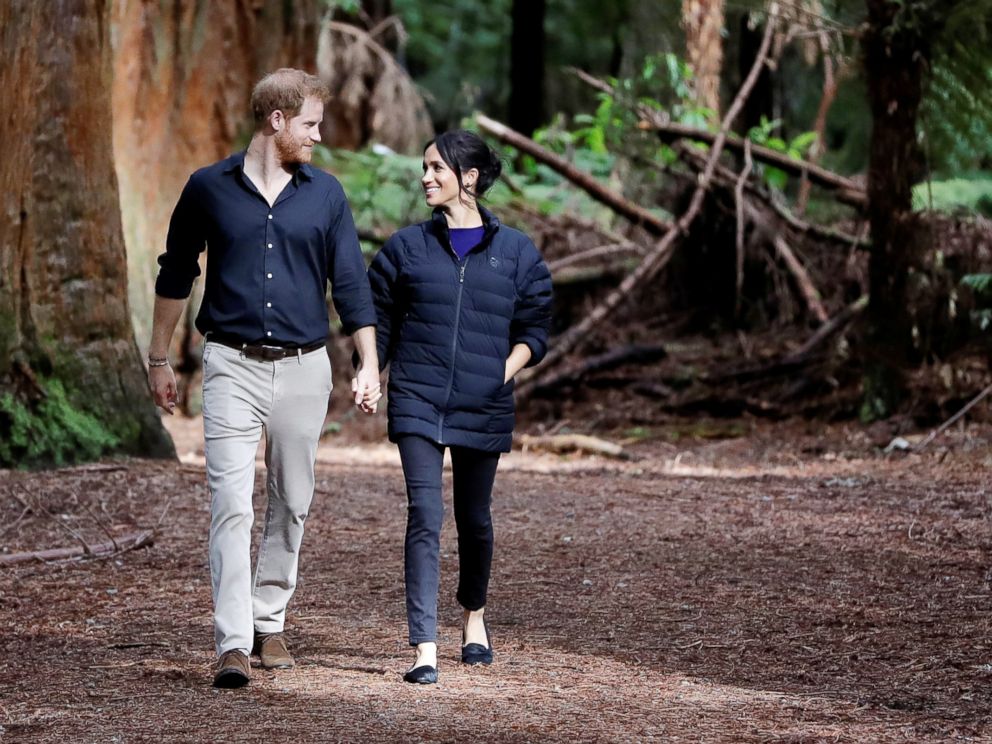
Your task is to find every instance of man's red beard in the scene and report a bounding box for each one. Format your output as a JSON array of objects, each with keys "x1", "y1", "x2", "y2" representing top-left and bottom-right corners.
[{"x1": 275, "y1": 129, "x2": 311, "y2": 164}]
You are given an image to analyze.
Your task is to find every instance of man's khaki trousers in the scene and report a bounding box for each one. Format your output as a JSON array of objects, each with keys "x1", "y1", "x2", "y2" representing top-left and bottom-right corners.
[{"x1": 202, "y1": 341, "x2": 331, "y2": 655}]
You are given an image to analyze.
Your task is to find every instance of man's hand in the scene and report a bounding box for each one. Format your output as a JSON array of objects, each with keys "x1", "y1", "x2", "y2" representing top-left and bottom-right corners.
[
  {"x1": 148, "y1": 364, "x2": 178, "y2": 415},
  {"x1": 351, "y1": 365, "x2": 382, "y2": 415}
]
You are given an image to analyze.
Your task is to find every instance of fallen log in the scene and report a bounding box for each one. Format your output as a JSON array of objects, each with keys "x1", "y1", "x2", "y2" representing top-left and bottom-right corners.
[
  {"x1": 516, "y1": 433, "x2": 626, "y2": 458},
  {"x1": 0, "y1": 530, "x2": 155, "y2": 566},
  {"x1": 531, "y1": 343, "x2": 668, "y2": 396}
]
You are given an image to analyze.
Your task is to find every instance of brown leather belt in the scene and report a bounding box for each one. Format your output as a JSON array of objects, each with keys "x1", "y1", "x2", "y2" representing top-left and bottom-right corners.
[{"x1": 210, "y1": 336, "x2": 325, "y2": 361}]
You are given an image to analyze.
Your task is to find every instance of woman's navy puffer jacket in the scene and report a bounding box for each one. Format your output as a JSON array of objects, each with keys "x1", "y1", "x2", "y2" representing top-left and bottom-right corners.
[{"x1": 369, "y1": 207, "x2": 553, "y2": 452}]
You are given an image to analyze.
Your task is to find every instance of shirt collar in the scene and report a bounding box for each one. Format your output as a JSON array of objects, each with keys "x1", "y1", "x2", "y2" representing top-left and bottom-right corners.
[{"x1": 222, "y1": 151, "x2": 314, "y2": 183}]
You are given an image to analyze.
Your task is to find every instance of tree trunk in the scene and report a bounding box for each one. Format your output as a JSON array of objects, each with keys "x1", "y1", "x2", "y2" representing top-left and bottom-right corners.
[
  {"x1": 737, "y1": 10, "x2": 774, "y2": 133},
  {"x1": 0, "y1": 0, "x2": 174, "y2": 466},
  {"x1": 682, "y1": 0, "x2": 725, "y2": 118},
  {"x1": 508, "y1": 0, "x2": 546, "y2": 136},
  {"x1": 860, "y1": 0, "x2": 931, "y2": 419}
]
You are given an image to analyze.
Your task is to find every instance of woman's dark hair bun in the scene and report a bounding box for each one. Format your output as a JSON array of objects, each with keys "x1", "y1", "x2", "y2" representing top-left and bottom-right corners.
[{"x1": 427, "y1": 130, "x2": 503, "y2": 199}]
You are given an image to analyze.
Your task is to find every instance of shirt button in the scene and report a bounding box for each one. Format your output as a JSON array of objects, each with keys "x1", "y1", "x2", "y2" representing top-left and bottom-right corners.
[
  {"x1": 267, "y1": 273, "x2": 273, "y2": 279},
  {"x1": 266, "y1": 302, "x2": 272, "y2": 308},
  {"x1": 267, "y1": 243, "x2": 273, "y2": 249},
  {"x1": 266, "y1": 331, "x2": 272, "y2": 337},
  {"x1": 268, "y1": 214, "x2": 273, "y2": 220}
]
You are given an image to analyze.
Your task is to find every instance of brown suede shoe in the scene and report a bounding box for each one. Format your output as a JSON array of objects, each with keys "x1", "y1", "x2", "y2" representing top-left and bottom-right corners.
[
  {"x1": 213, "y1": 650, "x2": 251, "y2": 688},
  {"x1": 253, "y1": 632, "x2": 295, "y2": 669}
]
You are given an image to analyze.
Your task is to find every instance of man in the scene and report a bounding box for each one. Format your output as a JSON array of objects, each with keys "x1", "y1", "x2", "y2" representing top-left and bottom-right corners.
[{"x1": 147, "y1": 68, "x2": 381, "y2": 688}]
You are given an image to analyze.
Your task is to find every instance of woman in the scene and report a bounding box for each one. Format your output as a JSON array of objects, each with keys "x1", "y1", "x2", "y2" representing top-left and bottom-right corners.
[{"x1": 368, "y1": 130, "x2": 553, "y2": 684}]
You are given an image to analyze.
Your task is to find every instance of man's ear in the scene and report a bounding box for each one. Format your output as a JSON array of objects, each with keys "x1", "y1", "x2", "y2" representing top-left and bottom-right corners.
[{"x1": 269, "y1": 109, "x2": 286, "y2": 132}]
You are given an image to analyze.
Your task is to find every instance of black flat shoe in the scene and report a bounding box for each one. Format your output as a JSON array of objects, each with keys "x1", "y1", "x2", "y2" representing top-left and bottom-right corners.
[
  {"x1": 403, "y1": 664, "x2": 438, "y2": 684},
  {"x1": 461, "y1": 620, "x2": 494, "y2": 666}
]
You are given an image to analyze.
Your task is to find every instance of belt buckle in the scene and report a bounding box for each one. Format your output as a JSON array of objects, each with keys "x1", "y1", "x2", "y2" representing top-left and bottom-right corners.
[{"x1": 258, "y1": 344, "x2": 286, "y2": 361}]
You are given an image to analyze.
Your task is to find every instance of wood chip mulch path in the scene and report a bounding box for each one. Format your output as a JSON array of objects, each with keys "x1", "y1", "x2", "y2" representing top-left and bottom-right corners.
[{"x1": 1, "y1": 422, "x2": 990, "y2": 742}]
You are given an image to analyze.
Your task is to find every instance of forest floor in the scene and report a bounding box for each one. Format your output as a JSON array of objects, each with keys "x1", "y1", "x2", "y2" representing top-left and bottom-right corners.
[{"x1": 1, "y1": 415, "x2": 991, "y2": 743}]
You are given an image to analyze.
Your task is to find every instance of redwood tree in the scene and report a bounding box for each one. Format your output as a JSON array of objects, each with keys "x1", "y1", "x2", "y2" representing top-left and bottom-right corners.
[{"x1": 0, "y1": 0, "x2": 173, "y2": 466}]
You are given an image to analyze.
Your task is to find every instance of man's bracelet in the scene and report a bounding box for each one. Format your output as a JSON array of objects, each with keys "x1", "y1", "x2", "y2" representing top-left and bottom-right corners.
[{"x1": 147, "y1": 356, "x2": 170, "y2": 368}]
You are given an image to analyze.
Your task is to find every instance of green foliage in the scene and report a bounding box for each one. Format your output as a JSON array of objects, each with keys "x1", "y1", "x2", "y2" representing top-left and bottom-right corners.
[
  {"x1": 0, "y1": 379, "x2": 120, "y2": 469},
  {"x1": 912, "y1": 173, "x2": 992, "y2": 215},
  {"x1": 746, "y1": 117, "x2": 818, "y2": 190},
  {"x1": 961, "y1": 273, "x2": 992, "y2": 331},
  {"x1": 391, "y1": 0, "x2": 512, "y2": 127}
]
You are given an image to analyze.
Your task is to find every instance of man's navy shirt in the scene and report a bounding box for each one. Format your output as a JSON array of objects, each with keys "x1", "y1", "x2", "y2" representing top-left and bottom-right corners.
[{"x1": 155, "y1": 152, "x2": 376, "y2": 346}]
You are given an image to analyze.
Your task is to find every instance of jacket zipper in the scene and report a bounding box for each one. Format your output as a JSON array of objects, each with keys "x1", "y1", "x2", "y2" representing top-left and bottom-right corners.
[{"x1": 437, "y1": 261, "x2": 466, "y2": 443}]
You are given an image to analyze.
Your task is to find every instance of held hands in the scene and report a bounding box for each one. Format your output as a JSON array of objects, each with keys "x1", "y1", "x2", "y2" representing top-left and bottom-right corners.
[
  {"x1": 352, "y1": 365, "x2": 382, "y2": 415},
  {"x1": 148, "y1": 363, "x2": 178, "y2": 415}
]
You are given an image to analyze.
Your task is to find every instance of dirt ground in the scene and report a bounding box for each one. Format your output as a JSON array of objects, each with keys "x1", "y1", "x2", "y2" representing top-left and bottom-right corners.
[{"x1": 1, "y1": 415, "x2": 991, "y2": 743}]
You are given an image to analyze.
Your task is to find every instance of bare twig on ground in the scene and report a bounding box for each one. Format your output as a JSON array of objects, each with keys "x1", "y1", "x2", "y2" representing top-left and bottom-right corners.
[
  {"x1": 18, "y1": 486, "x2": 92, "y2": 556},
  {"x1": 0, "y1": 530, "x2": 154, "y2": 566},
  {"x1": 915, "y1": 382, "x2": 992, "y2": 451}
]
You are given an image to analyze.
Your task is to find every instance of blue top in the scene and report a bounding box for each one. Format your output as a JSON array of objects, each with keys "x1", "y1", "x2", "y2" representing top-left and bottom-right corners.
[
  {"x1": 449, "y1": 226, "x2": 486, "y2": 259},
  {"x1": 154, "y1": 152, "x2": 376, "y2": 346}
]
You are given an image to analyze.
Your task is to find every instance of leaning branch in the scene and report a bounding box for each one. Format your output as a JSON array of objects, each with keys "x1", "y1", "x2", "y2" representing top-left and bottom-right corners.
[{"x1": 476, "y1": 114, "x2": 672, "y2": 235}]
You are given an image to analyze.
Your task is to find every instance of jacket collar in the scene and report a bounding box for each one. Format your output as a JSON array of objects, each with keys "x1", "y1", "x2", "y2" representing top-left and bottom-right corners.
[{"x1": 429, "y1": 205, "x2": 501, "y2": 253}]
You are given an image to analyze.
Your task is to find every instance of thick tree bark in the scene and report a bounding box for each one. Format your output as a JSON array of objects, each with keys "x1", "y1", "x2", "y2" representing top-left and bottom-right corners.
[
  {"x1": 508, "y1": 0, "x2": 546, "y2": 136},
  {"x1": 683, "y1": 0, "x2": 725, "y2": 118},
  {"x1": 0, "y1": 0, "x2": 174, "y2": 466},
  {"x1": 861, "y1": 0, "x2": 932, "y2": 419}
]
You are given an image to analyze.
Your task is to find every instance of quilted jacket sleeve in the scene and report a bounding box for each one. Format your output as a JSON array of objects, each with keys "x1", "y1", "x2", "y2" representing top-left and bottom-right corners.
[
  {"x1": 510, "y1": 239, "x2": 553, "y2": 367},
  {"x1": 367, "y1": 234, "x2": 406, "y2": 371}
]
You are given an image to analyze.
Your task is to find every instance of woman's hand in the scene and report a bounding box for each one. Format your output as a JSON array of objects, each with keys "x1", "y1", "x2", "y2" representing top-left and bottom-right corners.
[
  {"x1": 352, "y1": 365, "x2": 382, "y2": 414},
  {"x1": 503, "y1": 343, "x2": 532, "y2": 384}
]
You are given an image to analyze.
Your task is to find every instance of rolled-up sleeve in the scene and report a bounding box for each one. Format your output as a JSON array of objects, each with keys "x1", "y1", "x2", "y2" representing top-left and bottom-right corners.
[
  {"x1": 511, "y1": 243, "x2": 553, "y2": 367},
  {"x1": 326, "y1": 183, "x2": 377, "y2": 336},
  {"x1": 155, "y1": 176, "x2": 206, "y2": 299}
]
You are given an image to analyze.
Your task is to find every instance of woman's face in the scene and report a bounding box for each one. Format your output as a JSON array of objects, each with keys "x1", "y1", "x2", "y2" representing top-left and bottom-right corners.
[{"x1": 421, "y1": 144, "x2": 463, "y2": 209}]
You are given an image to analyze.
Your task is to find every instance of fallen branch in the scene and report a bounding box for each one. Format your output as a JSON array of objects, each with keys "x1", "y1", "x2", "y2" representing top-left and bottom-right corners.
[
  {"x1": 476, "y1": 113, "x2": 672, "y2": 235},
  {"x1": 518, "y1": 1, "x2": 783, "y2": 396},
  {"x1": 531, "y1": 344, "x2": 668, "y2": 396},
  {"x1": 548, "y1": 242, "x2": 646, "y2": 273},
  {"x1": 639, "y1": 121, "x2": 867, "y2": 209},
  {"x1": 0, "y1": 530, "x2": 155, "y2": 566},
  {"x1": 773, "y1": 235, "x2": 829, "y2": 324},
  {"x1": 706, "y1": 295, "x2": 868, "y2": 383},
  {"x1": 915, "y1": 382, "x2": 992, "y2": 451},
  {"x1": 516, "y1": 433, "x2": 625, "y2": 458},
  {"x1": 783, "y1": 295, "x2": 868, "y2": 363},
  {"x1": 569, "y1": 65, "x2": 866, "y2": 209}
]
